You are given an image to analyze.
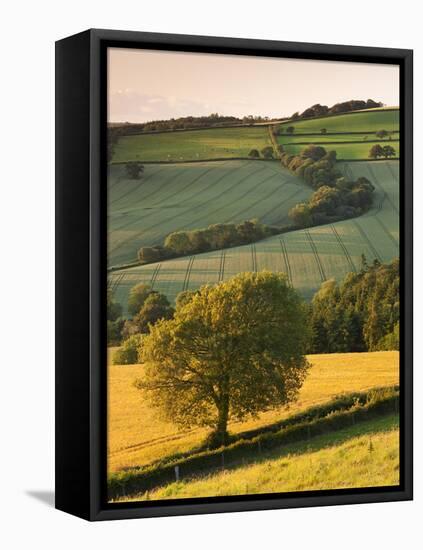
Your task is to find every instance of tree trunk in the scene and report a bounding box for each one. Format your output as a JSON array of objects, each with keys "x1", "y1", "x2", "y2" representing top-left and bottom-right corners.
[
  {"x1": 207, "y1": 389, "x2": 230, "y2": 449},
  {"x1": 216, "y1": 393, "x2": 229, "y2": 446}
]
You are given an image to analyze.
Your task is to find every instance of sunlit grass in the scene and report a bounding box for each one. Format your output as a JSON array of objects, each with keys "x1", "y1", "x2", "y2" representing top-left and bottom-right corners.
[{"x1": 118, "y1": 414, "x2": 399, "y2": 501}]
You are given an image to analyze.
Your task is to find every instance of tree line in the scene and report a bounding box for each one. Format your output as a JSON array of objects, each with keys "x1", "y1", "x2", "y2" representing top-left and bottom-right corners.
[
  {"x1": 309, "y1": 258, "x2": 399, "y2": 353},
  {"x1": 137, "y1": 219, "x2": 279, "y2": 264},
  {"x1": 281, "y1": 145, "x2": 375, "y2": 228},
  {"x1": 289, "y1": 99, "x2": 383, "y2": 122},
  {"x1": 108, "y1": 113, "x2": 280, "y2": 136}
]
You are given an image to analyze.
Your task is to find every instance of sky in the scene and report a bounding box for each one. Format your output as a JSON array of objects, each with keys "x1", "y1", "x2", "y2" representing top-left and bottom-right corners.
[{"x1": 108, "y1": 48, "x2": 400, "y2": 123}]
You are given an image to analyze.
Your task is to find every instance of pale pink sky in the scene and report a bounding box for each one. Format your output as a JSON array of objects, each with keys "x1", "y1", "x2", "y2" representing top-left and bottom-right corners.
[{"x1": 108, "y1": 48, "x2": 399, "y2": 123}]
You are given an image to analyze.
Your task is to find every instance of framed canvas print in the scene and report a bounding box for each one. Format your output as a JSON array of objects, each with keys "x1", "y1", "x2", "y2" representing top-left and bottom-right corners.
[{"x1": 55, "y1": 29, "x2": 413, "y2": 521}]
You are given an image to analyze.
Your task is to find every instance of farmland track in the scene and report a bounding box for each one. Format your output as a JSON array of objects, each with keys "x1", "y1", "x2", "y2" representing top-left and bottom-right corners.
[
  {"x1": 182, "y1": 257, "x2": 195, "y2": 291},
  {"x1": 251, "y1": 243, "x2": 258, "y2": 272},
  {"x1": 150, "y1": 263, "x2": 162, "y2": 289},
  {"x1": 374, "y1": 217, "x2": 398, "y2": 247},
  {"x1": 305, "y1": 230, "x2": 327, "y2": 282},
  {"x1": 387, "y1": 162, "x2": 399, "y2": 184},
  {"x1": 352, "y1": 220, "x2": 383, "y2": 262},
  {"x1": 366, "y1": 163, "x2": 399, "y2": 216},
  {"x1": 279, "y1": 237, "x2": 293, "y2": 285},
  {"x1": 218, "y1": 250, "x2": 226, "y2": 282},
  {"x1": 330, "y1": 225, "x2": 356, "y2": 273}
]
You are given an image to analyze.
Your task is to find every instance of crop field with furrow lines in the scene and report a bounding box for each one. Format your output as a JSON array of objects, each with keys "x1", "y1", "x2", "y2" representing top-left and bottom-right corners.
[
  {"x1": 108, "y1": 160, "x2": 311, "y2": 267},
  {"x1": 109, "y1": 161, "x2": 398, "y2": 311}
]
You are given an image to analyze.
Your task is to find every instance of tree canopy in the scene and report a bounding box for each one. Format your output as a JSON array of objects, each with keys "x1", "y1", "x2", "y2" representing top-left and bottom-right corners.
[
  {"x1": 309, "y1": 258, "x2": 399, "y2": 353},
  {"x1": 135, "y1": 272, "x2": 310, "y2": 447}
]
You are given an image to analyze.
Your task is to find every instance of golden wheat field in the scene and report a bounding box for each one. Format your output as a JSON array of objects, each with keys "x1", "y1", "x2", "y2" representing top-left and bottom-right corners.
[{"x1": 107, "y1": 351, "x2": 399, "y2": 473}]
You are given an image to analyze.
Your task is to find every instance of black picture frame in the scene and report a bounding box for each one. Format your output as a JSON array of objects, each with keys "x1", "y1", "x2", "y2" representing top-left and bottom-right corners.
[{"x1": 55, "y1": 28, "x2": 413, "y2": 521}]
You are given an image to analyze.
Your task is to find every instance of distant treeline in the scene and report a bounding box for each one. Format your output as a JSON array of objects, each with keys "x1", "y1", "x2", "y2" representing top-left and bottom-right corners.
[
  {"x1": 289, "y1": 99, "x2": 383, "y2": 122},
  {"x1": 109, "y1": 113, "x2": 281, "y2": 135},
  {"x1": 281, "y1": 145, "x2": 375, "y2": 228},
  {"x1": 138, "y1": 219, "x2": 280, "y2": 263},
  {"x1": 309, "y1": 258, "x2": 399, "y2": 353}
]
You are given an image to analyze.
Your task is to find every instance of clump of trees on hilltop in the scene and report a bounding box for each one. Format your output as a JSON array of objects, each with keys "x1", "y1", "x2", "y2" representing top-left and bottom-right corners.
[
  {"x1": 138, "y1": 219, "x2": 279, "y2": 264},
  {"x1": 308, "y1": 258, "x2": 399, "y2": 354},
  {"x1": 369, "y1": 144, "x2": 396, "y2": 159},
  {"x1": 289, "y1": 99, "x2": 382, "y2": 122},
  {"x1": 135, "y1": 271, "x2": 310, "y2": 448},
  {"x1": 282, "y1": 145, "x2": 375, "y2": 228}
]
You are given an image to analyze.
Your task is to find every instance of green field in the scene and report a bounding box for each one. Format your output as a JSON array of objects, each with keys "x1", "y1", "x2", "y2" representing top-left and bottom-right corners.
[
  {"x1": 117, "y1": 415, "x2": 399, "y2": 501},
  {"x1": 109, "y1": 160, "x2": 398, "y2": 309},
  {"x1": 276, "y1": 108, "x2": 399, "y2": 160},
  {"x1": 280, "y1": 141, "x2": 399, "y2": 160},
  {"x1": 112, "y1": 126, "x2": 271, "y2": 163},
  {"x1": 108, "y1": 160, "x2": 312, "y2": 268},
  {"x1": 278, "y1": 108, "x2": 399, "y2": 134},
  {"x1": 277, "y1": 133, "x2": 398, "y2": 143}
]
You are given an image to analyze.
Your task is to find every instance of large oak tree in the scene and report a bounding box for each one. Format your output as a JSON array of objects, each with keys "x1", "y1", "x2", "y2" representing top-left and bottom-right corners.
[{"x1": 135, "y1": 272, "x2": 310, "y2": 448}]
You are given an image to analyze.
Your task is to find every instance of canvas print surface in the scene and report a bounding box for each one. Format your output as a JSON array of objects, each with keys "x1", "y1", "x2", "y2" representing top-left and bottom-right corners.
[{"x1": 106, "y1": 48, "x2": 400, "y2": 503}]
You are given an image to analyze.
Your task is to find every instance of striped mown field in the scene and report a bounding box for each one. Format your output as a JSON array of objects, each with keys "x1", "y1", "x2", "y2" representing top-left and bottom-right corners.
[
  {"x1": 109, "y1": 160, "x2": 399, "y2": 312},
  {"x1": 108, "y1": 160, "x2": 312, "y2": 268}
]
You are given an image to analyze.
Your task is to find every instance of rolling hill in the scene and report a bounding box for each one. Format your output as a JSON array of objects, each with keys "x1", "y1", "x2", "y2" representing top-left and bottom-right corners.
[
  {"x1": 108, "y1": 160, "x2": 312, "y2": 268},
  {"x1": 109, "y1": 160, "x2": 398, "y2": 311}
]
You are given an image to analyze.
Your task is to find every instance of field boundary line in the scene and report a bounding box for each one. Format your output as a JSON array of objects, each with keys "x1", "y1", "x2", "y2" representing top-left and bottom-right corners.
[{"x1": 305, "y1": 230, "x2": 327, "y2": 282}]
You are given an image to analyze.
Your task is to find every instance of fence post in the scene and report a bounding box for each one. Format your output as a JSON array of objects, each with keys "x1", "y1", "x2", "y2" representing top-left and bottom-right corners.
[{"x1": 175, "y1": 465, "x2": 180, "y2": 481}]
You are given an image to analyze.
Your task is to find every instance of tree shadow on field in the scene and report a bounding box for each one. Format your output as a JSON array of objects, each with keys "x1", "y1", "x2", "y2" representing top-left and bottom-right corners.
[{"x1": 26, "y1": 490, "x2": 55, "y2": 508}]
